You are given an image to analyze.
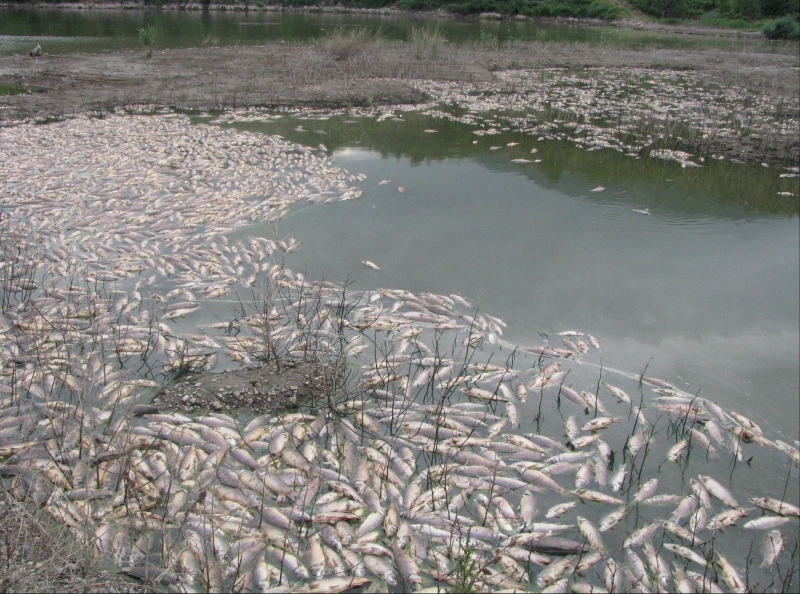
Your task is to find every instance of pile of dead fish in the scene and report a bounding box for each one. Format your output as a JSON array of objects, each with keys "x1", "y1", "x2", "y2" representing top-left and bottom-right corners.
[
  {"x1": 0, "y1": 113, "x2": 363, "y2": 291},
  {"x1": 403, "y1": 68, "x2": 800, "y2": 165},
  {"x1": 1, "y1": 114, "x2": 798, "y2": 593}
]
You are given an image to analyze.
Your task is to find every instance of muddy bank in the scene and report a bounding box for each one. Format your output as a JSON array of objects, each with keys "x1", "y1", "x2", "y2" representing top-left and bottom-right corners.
[{"x1": 1, "y1": 32, "x2": 798, "y2": 162}]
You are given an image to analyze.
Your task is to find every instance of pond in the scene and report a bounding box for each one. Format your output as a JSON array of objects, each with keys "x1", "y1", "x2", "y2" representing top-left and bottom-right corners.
[
  {"x1": 217, "y1": 109, "x2": 800, "y2": 440},
  {"x1": 0, "y1": 5, "x2": 791, "y2": 56}
]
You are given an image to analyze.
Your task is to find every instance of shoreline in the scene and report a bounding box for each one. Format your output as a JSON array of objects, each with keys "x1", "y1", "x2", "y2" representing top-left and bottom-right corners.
[{"x1": 2, "y1": 36, "x2": 797, "y2": 164}]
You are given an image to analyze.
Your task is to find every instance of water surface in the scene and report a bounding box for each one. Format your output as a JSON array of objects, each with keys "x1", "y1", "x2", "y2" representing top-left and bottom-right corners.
[
  {"x1": 1, "y1": 6, "x2": 792, "y2": 55},
  {"x1": 220, "y1": 111, "x2": 800, "y2": 439}
]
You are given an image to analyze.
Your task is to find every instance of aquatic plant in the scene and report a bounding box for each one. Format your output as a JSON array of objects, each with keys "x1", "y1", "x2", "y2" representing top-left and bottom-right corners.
[{"x1": 138, "y1": 25, "x2": 157, "y2": 48}]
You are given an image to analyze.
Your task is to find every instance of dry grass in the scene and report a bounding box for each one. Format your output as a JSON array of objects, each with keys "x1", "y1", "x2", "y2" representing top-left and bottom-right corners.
[
  {"x1": 1, "y1": 34, "x2": 796, "y2": 116},
  {"x1": 0, "y1": 483, "x2": 146, "y2": 593}
]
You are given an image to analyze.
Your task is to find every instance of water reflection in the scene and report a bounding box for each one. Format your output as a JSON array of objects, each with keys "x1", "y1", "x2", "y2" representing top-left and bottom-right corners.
[
  {"x1": 233, "y1": 112, "x2": 800, "y2": 219},
  {"x1": 1, "y1": 6, "x2": 792, "y2": 55}
]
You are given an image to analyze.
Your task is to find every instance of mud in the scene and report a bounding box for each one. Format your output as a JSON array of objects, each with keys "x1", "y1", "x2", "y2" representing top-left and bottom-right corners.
[{"x1": 153, "y1": 359, "x2": 342, "y2": 415}]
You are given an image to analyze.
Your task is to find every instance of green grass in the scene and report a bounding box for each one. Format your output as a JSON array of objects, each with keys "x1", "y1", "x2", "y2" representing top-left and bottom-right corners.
[
  {"x1": 0, "y1": 84, "x2": 29, "y2": 96},
  {"x1": 138, "y1": 25, "x2": 157, "y2": 47}
]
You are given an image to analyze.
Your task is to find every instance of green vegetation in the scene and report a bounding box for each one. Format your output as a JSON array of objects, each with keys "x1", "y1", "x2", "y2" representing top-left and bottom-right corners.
[
  {"x1": 138, "y1": 25, "x2": 157, "y2": 47},
  {"x1": 319, "y1": 26, "x2": 383, "y2": 60},
  {"x1": 0, "y1": 84, "x2": 28, "y2": 96},
  {"x1": 13, "y1": 0, "x2": 800, "y2": 31},
  {"x1": 629, "y1": 0, "x2": 798, "y2": 21},
  {"x1": 396, "y1": 0, "x2": 626, "y2": 19},
  {"x1": 762, "y1": 15, "x2": 800, "y2": 38},
  {"x1": 301, "y1": 0, "x2": 797, "y2": 23},
  {"x1": 449, "y1": 530, "x2": 481, "y2": 594}
]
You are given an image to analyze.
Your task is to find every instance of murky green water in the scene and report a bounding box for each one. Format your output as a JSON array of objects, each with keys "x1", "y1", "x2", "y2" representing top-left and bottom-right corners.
[
  {"x1": 216, "y1": 111, "x2": 800, "y2": 439},
  {"x1": 0, "y1": 6, "x2": 792, "y2": 55}
]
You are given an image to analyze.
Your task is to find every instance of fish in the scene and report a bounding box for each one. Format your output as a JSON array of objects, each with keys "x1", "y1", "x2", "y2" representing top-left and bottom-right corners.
[
  {"x1": 574, "y1": 489, "x2": 623, "y2": 505},
  {"x1": 623, "y1": 522, "x2": 659, "y2": 548},
  {"x1": 667, "y1": 439, "x2": 688, "y2": 462},
  {"x1": 749, "y1": 497, "x2": 800, "y2": 518},
  {"x1": 761, "y1": 529, "x2": 783, "y2": 568},
  {"x1": 598, "y1": 506, "x2": 627, "y2": 532},
  {"x1": 706, "y1": 507, "x2": 751, "y2": 531},
  {"x1": 699, "y1": 475, "x2": 739, "y2": 508},
  {"x1": 632, "y1": 478, "x2": 659, "y2": 503},
  {"x1": 546, "y1": 502, "x2": 577, "y2": 519},
  {"x1": 716, "y1": 552, "x2": 746, "y2": 593},
  {"x1": 601, "y1": 382, "x2": 631, "y2": 403},
  {"x1": 577, "y1": 516, "x2": 604, "y2": 551},
  {"x1": 610, "y1": 467, "x2": 627, "y2": 492}
]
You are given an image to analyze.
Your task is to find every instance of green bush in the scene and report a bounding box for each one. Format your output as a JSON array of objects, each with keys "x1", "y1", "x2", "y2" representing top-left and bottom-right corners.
[
  {"x1": 341, "y1": 0, "x2": 396, "y2": 7},
  {"x1": 320, "y1": 27, "x2": 382, "y2": 61},
  {"x1": 138, "y1": 25, "x2": 157, "y2": 47},
  {"x1": 762, "y1": 15, "x2": 800, "y2": 39},
  {"x1": 586, "y1": 0, "x2": 627, "y2": 19},
  {"x1": 397, "y1": 0, "x2": 439, "y2": 8}
]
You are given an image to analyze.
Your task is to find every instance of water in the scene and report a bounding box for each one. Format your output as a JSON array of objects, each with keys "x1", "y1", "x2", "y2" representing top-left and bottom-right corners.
[
  {"x1": 0, "y1": 6, "x2": 791, "y2": 56},
  {"x1": 219, "y1": 111, "x2": 800, "y2": 440},
  {"x1": 2, "y1": 106, "x2": 796, "y2": 589}
]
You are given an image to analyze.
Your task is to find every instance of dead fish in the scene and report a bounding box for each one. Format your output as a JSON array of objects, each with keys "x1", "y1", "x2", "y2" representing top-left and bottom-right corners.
[
  {"x1": 577, "y1": 516, "x2": 604, "y2": 551},
  {"x1": 623, "y1": 522, "x2": 659, "y2": 549},
  {"x1": 601, "y1": 382, "x2": 631, "y2": 403},
  {"x1": 610, "y1": 467, "x2": 626, "y2": 492},
  {"x1": 743, "y1": 516, "x2": 792, "y2": 530},
  {"x1": 761, "y1": 529, "x2": 783, "y2": 568},
  {"x1": 536, "y1": 556, "x2": 575, "y2": 588},
  {"x1": 749, "y1": 497, "x2": 800, "y2": 518},
  {"x1": 546, "y1": 502, "x2": 577, "y2": 519},
  {"x1": 699, "y1": 475, "x2": 739, "y2": 508},
  {"x1": 598, "y1": 506, "x2": 627, "y2": 532},
  {"x1": 706, "y1": 507, "x2": 751, "y2": 531},
  {"x1": 632, "y1": 478, "x2": 659, "y2": 503},
  {"x1": 716, "y1": 552, "x2": 746, "y2": 593},
  {"x1": 667, "y1": 439, "x2": 688, "y2": 462},
  {"x1": 574, "y1": 489, "x2": 623, "y2": 505}
]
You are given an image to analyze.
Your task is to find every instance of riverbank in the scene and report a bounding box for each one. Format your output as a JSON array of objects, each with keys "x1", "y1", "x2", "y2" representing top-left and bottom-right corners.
[{"x1": 1, "y1": 31, "x2": 797, "y2": 163}]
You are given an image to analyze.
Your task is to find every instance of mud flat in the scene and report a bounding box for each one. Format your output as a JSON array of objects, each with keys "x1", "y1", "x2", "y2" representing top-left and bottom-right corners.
[{"x1": 1, "y1": 27, "x2": 798, "y2": 162}]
